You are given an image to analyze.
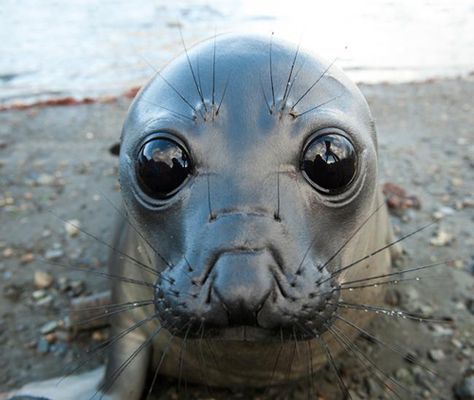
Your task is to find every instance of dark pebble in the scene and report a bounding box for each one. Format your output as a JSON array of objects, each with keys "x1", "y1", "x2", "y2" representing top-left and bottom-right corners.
[{"x1": 3, "y1": 284, "x2": 22, "y2": 301}]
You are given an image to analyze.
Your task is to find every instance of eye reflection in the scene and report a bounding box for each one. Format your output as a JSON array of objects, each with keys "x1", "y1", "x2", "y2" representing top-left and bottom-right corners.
[
  {"x1": 301, "y1": 133, "x2": 357, "y2": 194},
  {"x1": 136, "y1": 137, "x2": 192, "y2": 199}
]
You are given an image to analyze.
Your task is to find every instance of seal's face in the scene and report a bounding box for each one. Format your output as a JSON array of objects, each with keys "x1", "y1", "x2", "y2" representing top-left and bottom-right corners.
[{"x1": 119, "y1": 34, "x2": 378, "y2": 341}]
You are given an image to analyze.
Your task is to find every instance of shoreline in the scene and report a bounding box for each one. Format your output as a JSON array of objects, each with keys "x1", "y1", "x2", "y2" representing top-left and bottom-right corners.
[{"x1": 1, "y1": 74, "x2": 473, "y2": 113}]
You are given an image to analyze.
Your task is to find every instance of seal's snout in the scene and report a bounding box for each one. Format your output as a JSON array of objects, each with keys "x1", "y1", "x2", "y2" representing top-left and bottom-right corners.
[{"x1": 211, "y1": 250, "x2": 274, "y2": 326}]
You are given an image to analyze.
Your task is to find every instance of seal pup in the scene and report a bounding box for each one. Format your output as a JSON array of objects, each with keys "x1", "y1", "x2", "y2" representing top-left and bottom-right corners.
[{"x1": 9, "y1": 32, "x2": 416, "y2": 400}]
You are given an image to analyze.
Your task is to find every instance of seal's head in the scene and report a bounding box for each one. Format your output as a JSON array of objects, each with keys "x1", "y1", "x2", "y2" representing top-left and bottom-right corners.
[{"x1": 119, "y1": 34, "x2": 379, "y2": 341}]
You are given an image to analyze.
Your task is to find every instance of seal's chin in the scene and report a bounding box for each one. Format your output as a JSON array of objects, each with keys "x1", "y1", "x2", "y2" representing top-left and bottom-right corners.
[{"x1": 206, "y1": 326, "x2": 281, "y2": 341}]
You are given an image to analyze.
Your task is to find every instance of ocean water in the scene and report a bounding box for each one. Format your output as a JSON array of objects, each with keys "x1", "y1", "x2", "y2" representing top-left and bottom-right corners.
[{"x1": 1, "y1": 0, "x2": 473, "y2": 106}]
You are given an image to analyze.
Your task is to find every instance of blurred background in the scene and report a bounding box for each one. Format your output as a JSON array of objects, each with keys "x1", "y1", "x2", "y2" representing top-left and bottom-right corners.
[{"x1": 1, "y1": 0, "x2": 473, "y2": 107}]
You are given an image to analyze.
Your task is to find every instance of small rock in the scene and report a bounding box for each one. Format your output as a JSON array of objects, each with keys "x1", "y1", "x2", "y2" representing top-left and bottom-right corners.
[
  {"x1": 64, "y1": 219, "x2": 81, "y2": 237},
  {"x1": 20, "y1": 253, "x2": 35, "y2": 264},
  {"x1": 36, "y1": 173, "x2": 54, "y2": 186},
  {"x1": 44, "y1": 332, "x2": 57, "y2": 344},
  {"x1": 36, "y1": 294, "x2": 54, "y2": 307},
  {"x1": 383, "y1": 182, "x2": 422, "y2": 211},
  {"x1": 32, "y1": 290, "x2": 47, "y2": 300},
  {"x1": 92, "y1": 330, "x2": 108, "y2": 342},
  {"x1": 44, "y1": 248, "x2": 64, "y2": 260},
  {"x1": 2, "y1": 247, "x2": 14, "y2": 258},
  {"x1": 34, "y1": 270, "x2": 54, "y2": 289},
  {"x1": 428, "y1": 349, "x2": 445, "y2": 362},
  {"x1": 40, "y1": 320, "x2": 59, "y2": 335},
  {"x1": 451, "y1": 177, "x2": 464, "y2": 187},
  {"x1": 430, "y1": 324, "x2": 454, "y2": 336},
  {"x1": 430, "y1": 229, "x2": 454, "y2": 247},
  {"x1": 3, "y1": 284, "x2": 22, "y2": 301},
  {"x1": 395, "y1": 367, "x2": 415, "y2": 385}
]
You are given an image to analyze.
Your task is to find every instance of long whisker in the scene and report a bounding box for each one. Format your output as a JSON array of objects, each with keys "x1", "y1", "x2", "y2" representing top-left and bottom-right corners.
[
  {"x1": 284, "y1": 55, "x2": 307, "y2": 106},
  {"x1": 39, "y1": 257, "x2": 155, "y2": 289},
  {"x1": 211, "y1": 31, "x2": 217, "y2": 111},
  {"x1": 296, "y1": 195, "x2": 381, "y2": 276},
  {"x1": 177, "y1": 324, "x2": 191, "y2": 392},
  {"x1": 96, "y1": 324, "x2": 162, "y2": 399},
  {"x1": 50, "y1": 211, "x2": 162, "y2": 278},
  {"x1": 318, "y1": 221, "x2": 436, "y2": 286},
  {"x1": 102, "y1": 193, "x2": 174, "y2": 271},
  {"x1": 281, "y1": 40, "x2": 301, "y2": 109},
  {"x1": 260, "y1": 76, "x2": 272, "y2": 115},
  {"x1": 216, "y1": 70, "x2": 232, "y2": 116},
  {"x1": 58, "y1": 314, "x2": 156, "y2": 384},
  {"x1": 141, "y1": 56, "x2": 198, "y2": 116},
  {"x1": 317, "y1": 203, "x2": 385, "y2": 273},
  {"x1": 275, "y1": 168, "x2": 281, "y2": 221},
  {"x1": 293, "y1": 94, "x2": 342, "y2": 118},
  {"x1": 140, "y1": 98, "x2": 196, "y2": 122},
  {"x1": 269, "y1": 32, "x2": 276, "y2": 110},
  {"x1": 179, "y1": 29, "x2": 208, "y2": 115},
  {"x1": 337, "y1": 274, "x2": 446, "y2": 291},
  {"x1": 328, "y1": 325, "x2": 405, "y2": 399},
  {"x1": 334, "y1": 301, "x2": 449, "y2": 323},
  {"x1": 73, "y1": 300, "x2": 154, "y2": 327},
  {"x1": 207, "y1": 173, "x2": 215, "y2": 220},
  {"x1": 290, "y1": 57, "x2": 337, "y2": 111},
  {"x1": 316, "y1": 334, "x2": 352, "y2": 400},
  {"x1": 69, "y1": 299, "x2": 152, "y2": 313},
  {"x1": 146, "y1": 332, "x2": 175, "y2": 399},
  {"x1": 307, "y1": 340, "x2": 316, "y2": 399},
  {"x1": 336, "y1": 315, "x2": 440, "y2": 377},
  {"x1": 339, "y1": 260, "x2": 450, "y2": 287}
]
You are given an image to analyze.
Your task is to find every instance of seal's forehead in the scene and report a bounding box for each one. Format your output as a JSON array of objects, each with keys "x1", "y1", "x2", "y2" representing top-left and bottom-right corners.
[{"x1": 124, "y1": 33, "x2": 375, "y2": 147}]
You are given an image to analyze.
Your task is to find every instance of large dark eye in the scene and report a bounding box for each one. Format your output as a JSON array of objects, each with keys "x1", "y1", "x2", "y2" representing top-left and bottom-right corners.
[
  {"x1": 301, "y1": 133, "x2": 357, "y2": 194},
  {"x1": 136, "y1": 137, "x2": 192, "y2": 199}
]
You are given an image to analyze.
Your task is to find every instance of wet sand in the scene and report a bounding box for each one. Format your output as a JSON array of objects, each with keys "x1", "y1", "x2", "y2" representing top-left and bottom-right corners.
[{"x1": 0, "y1": 78, "x2": 473, "y2": 399}]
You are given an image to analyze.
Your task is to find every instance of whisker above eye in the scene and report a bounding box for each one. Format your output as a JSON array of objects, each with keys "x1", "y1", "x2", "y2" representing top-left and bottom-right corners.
[
  {"x1": 290, "y1": 57, "x2": 338, "y2": 112},
  {"x1": 281, "y1": 39, "x2": 301, "y2": 110},
  {"x1": 269, "y1": 32, "x2": 276, "y2": 110},
  {"x1": 179, "y1": 29, "x2": 208, "y2": 116}
]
